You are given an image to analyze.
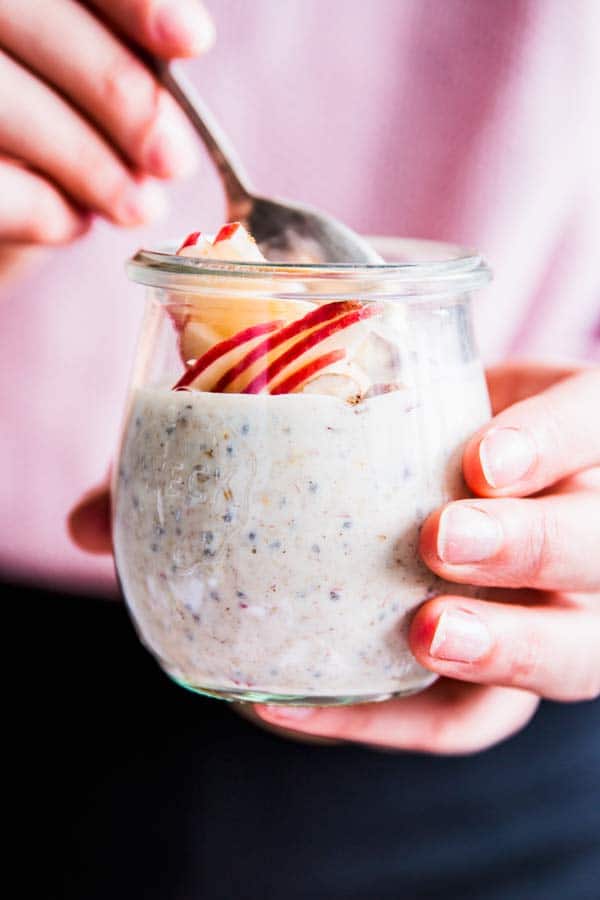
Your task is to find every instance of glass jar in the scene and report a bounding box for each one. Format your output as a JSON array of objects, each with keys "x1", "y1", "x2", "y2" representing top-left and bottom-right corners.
[{"x1": 114, "y1": 237, "x2": 491, "y2": 706}]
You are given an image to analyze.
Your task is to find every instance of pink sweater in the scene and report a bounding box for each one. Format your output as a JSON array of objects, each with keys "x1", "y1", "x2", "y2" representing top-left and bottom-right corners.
[{"x1": 1, "y1": 0, "x2": 599, "y2": 592}]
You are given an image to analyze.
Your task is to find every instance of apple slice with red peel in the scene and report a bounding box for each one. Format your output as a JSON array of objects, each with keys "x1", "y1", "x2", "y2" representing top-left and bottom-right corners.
[
  {"x1": 213, "y1": 300, "x2": 364, "y2": 393},
  {"x1": 174, "y1": 295, "x2": 316, "y2": 368},
  {"x1": 173, "y1": 319, "x2": 284, "y2": 391},
  {"x1": 271, "y1": 350, "x2": 347, "y2": 395},
  {"x1": 179, "y1": 319, "x2": 221, "y2": 364},
  {"x1": 211, "y1": 222, "x2": 265, "y2": 261},
  {"x1": 171, "y1": 225, "x2": 315, "y2": 362},
  {"x1": 243, "y1": 302, "x2": 382, "y2": 395},
  {"x1": 177, "y1": 231, "x2": 212, "y2": 256},
  {"x1": 176, "y1": 226, "x2": 262, "y2": 261}
]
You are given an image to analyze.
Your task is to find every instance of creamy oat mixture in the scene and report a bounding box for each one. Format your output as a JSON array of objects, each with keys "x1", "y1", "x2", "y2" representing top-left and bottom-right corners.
[{"x1": 113, "y1": 361, "x2": 490, "y2": 700}]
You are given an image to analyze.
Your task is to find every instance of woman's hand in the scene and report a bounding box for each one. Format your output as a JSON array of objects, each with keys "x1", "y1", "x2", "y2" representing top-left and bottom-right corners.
[
  {"x1": 0, "y1": 0, "x2": 213, "y2": 247},
  {"x1": 69, "y1": 361, "x2": 600, "y2": 754},
  {"x1": 254, "y1": 362, "x2": 600, "y2": 753}
]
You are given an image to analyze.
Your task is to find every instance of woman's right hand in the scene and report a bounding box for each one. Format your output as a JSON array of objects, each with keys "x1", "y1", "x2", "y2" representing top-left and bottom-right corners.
[{"x1": 0, "y1": 0, "x2": 214, "y2": 249}]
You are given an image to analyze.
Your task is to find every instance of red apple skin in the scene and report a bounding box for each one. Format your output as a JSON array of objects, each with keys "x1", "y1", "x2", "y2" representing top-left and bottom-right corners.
[
  {"x1": 270, "y1": 350, "x2": 346, "y2": 395},
  {"x1": 177, "y1": 231, "x2": 202, "y2": 253},
  {"x1": 213, "y1": 300, "x2": 363, "y2": 393},
  {"x1": 172, "y1": 319, "x2": 284, "y2": 390},
  {"x1": 242, "y1": 304, "x2": 380, "y2": 395},
  {"x1": 214, "y1": 222, "x2": 241, "y2": 243}
]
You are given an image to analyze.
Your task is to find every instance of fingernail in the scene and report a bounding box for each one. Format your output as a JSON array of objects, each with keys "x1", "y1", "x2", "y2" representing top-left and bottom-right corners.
[
  {"x1": 153, "y1": 2, "x2": 216, "y2": 54},
  {"x1": 119, "y1": 180, "x2": 168, "y2": 224},
  {"x1": 437, "y1": 505, "x2": 502, "y2": 564},
  {"x1": 479, "y1": 428, "x2": 536, "y2": 488},
  {"x1": 429, "y1": 608, "x2": 492, "y2": 663},
  {"x1": 143, "y1": 97, "x2": 198, "y2": 178},
  {"x1": 261, "y1": 705, "x2": 316, "y2": 721}
]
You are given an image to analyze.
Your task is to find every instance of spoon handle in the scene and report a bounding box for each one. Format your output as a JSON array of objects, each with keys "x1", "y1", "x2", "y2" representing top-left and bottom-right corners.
[{"x1": 151, "y1": 59, "x2": 253, "y2": 215}]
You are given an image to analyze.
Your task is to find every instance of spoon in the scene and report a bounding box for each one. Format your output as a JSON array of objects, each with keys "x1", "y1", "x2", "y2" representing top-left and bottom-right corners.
[{"x1": 150, "y1": 59, "x2": 381, "y2": 264}]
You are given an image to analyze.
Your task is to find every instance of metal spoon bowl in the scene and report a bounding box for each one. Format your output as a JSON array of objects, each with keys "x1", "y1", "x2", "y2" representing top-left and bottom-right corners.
[{"x1": 152, "y1": 60, "x2": 381, "y2": 264}]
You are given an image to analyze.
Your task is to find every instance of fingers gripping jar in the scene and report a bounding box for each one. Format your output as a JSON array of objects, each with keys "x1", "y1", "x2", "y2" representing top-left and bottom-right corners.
[{"x1": 113, "y1": 238, "x2": 491, "y2": 705}]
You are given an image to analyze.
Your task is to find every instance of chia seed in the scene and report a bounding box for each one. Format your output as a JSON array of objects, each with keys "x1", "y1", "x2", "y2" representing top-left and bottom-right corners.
[
  {"x1": 329, "y1": 590, "x2": 340, "y2": 601},
  {"x1": 223, "y1": 511, "x2": 233, "y2": 523},
  {"x1": 248, "y1": 532, "x2": 256, "y2": 542},
  {"x1": 165, "y1": 425, "x2": 176, "y2": 435},
  {"x1": 241, "y1": 423, "x2": 250, "y2": 435},
  {"x1": 308, "y1": 480, "x2": 319, "y2": 493},
  {"x1": 150, "y1": 543, "x2": 159, "y2": 552},
  {"x1": 226, "y1": 445, "x2": 234, "y2": 455},
  {"x1": 236, "y1": 591, "x2": 246, "y2": 599}
]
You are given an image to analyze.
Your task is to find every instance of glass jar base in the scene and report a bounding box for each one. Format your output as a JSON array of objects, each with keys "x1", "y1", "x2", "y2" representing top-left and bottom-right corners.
[{"x1": 168, "y1": 672, "x2": 437, "y2": 706}]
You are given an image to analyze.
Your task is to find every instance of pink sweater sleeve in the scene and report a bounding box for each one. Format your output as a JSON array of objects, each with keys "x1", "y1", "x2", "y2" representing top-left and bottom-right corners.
[{"x1": 1, "y1": 0, "x2": 599, "y2": 591}]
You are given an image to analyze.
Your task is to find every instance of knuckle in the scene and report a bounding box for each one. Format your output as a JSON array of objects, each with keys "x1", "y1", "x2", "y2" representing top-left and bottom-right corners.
[
  {"x1": 27, "y1": 190, "x2": 72, "y2": 243},
  {"x1": 524, "y1": 506, "x2": 560, "y2": 587},
  {"x1": 505, "y1": 631, "x2": 543, "y2": 687},
  {"x1": 100, "y1": 54, "x2": 160, "y2": 138},
  {"x1": 70, "y1": 142, "x2": 130, "y2": 215}
]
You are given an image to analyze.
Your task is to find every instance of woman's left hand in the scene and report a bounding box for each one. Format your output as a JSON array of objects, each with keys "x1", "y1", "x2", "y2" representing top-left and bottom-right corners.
[{"x1": 255, "y1": 362, "x2": 600, "y2": 753}]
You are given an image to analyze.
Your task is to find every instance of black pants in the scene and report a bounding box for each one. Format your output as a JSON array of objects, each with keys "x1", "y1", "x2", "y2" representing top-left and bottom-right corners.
[{"x1": 12, "y1": 581, "x2": 600, "y2": 900}]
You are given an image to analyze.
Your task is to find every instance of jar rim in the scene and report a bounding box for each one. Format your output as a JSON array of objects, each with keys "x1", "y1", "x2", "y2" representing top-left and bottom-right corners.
[{"x1": 127, "y1": 235, "x2": 492, "y2": 297}]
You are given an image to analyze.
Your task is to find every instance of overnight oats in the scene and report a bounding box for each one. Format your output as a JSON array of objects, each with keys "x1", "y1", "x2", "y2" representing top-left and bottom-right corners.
[{"x1": 113, "y1": 226, "x2": 492, "y2": 704}]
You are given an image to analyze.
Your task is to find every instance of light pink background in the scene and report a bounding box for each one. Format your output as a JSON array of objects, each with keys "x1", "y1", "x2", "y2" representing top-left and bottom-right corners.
[{"x1": 1, "y1": 0, "x2": 599, "y2": 594}]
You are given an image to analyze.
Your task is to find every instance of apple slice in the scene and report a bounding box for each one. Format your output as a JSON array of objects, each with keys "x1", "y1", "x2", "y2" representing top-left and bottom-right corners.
[
  {"x1": 351, "y1": 331, "x2": 401, "y2": 381},
  {"x1": 244, "y1": 303, "x2": 382, "y2": 395},
  {"x1": 177, "y1": 231, "x2": 212, "y2": 257},
  {"x1": 171, "y1": 225, "x2": 315, "y2": 363},
  {"x1": 363, "y1": 382, "x2": 403, "y2": 399},
  {"x1": 173, "y1": 319, "x2": 284, "y2": 391},
  {"x1": 300, "y1": 372, "x2": 364, "y2": 402},
  {"x1": 271, "y1": 350, "x2": 346, "y2": 395},
  {"x1": 213, "y1": 300, "x2": 364, "y2": 393},
  {"x1": 178, "y1": 223, "x2": 265, "y2": 263},
  {"x1": 179, "y1": 319, "x2": 221, "y2": 365},
  {"x1": 211, "y1": 222, "x2": 265, "y2": 261}
]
